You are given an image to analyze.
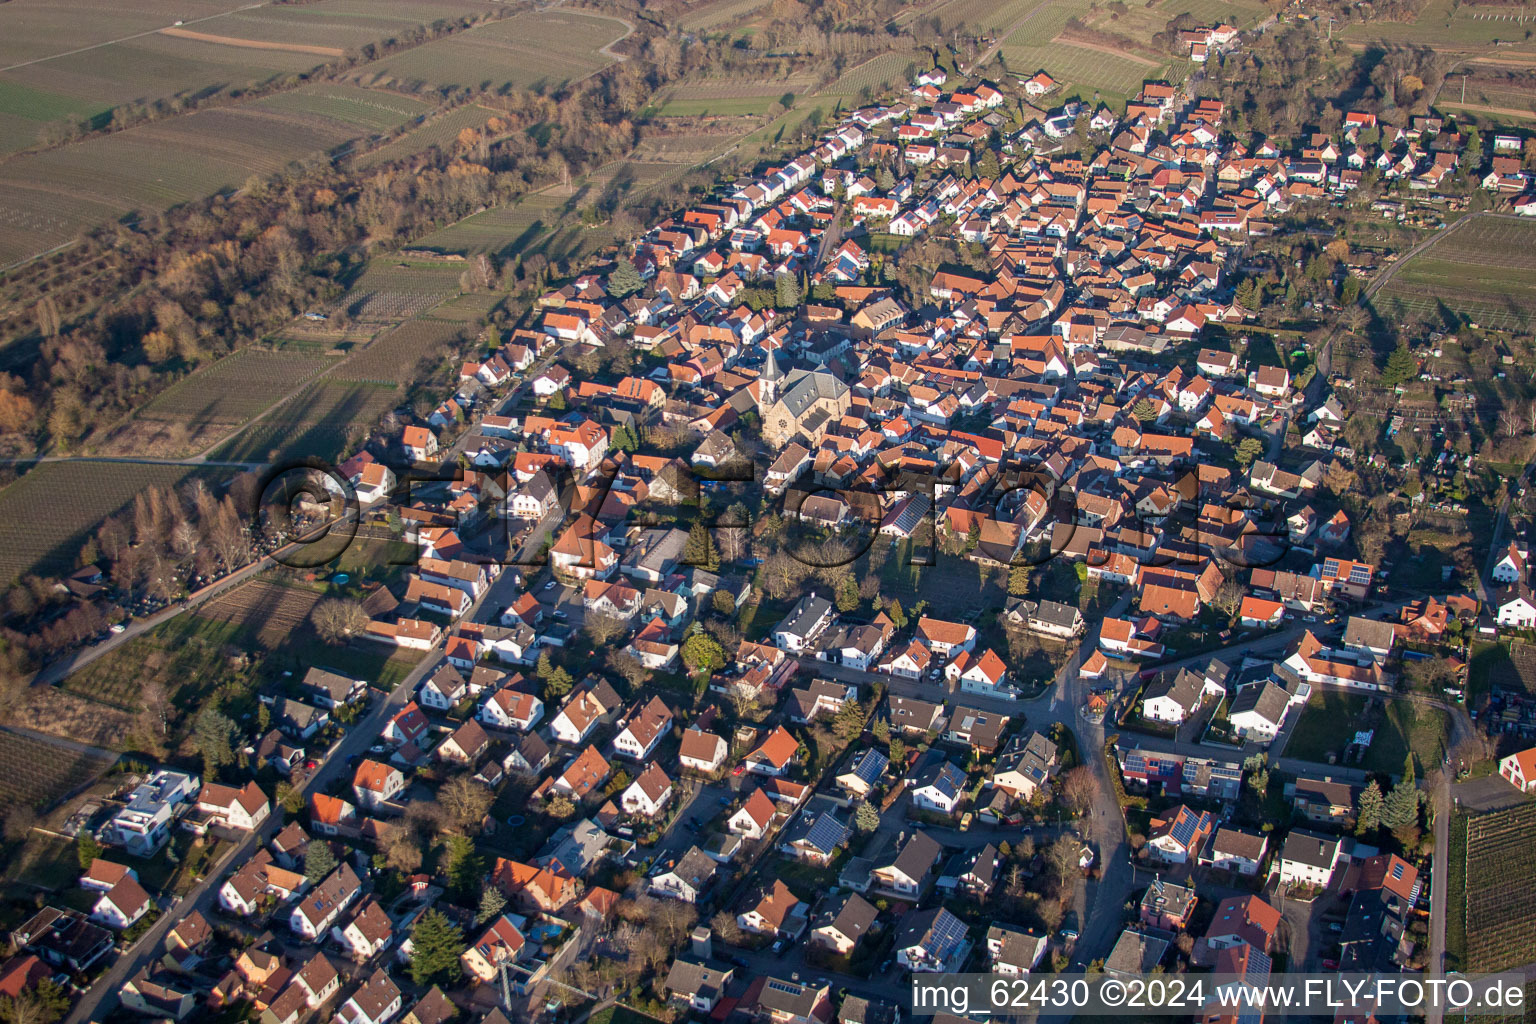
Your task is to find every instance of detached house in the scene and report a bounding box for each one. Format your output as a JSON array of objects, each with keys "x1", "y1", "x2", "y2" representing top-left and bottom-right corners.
[{"x1": 612, "y1": 696, "x2": 674, "y2": 760}]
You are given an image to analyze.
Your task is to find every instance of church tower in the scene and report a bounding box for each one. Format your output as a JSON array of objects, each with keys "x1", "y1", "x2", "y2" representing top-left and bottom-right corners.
[{"x1": 758, "y1": 346, "x2": 785, "y2": 412}]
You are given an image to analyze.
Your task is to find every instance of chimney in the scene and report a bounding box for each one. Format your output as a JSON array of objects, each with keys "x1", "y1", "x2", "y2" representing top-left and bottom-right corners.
[{"x1": 691, "y1": 926, "x2": 712, "y2": 959}]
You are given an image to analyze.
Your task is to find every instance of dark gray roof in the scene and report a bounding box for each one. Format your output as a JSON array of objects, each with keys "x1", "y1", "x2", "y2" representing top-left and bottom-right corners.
[
  {"x1": 1280, "y1": 829, "x2": 1340, "y2": 870},
  {"x1": 813, "y1": 892, "x2": 877, "y2": 943},
  {"x1": 777, "y1": 368, "x2": 849, "y2": 417},
  {"x1": 776, "y1": 594, "x2": 833, "y2": 639},
  {"x1": 1230, "y1": 680, "x2": 1289, "y2": 725}
]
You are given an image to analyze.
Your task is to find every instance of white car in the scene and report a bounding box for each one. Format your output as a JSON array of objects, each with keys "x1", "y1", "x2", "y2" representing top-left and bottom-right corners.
[{"x1": 543, "y1": 580, "x2": 557, "y2": 591}]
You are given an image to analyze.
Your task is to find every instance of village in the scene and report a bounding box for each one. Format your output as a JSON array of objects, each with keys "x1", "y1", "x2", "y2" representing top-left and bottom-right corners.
[{"x1": 9, "y1": 24, "x2": 1536, "y2": 1024}]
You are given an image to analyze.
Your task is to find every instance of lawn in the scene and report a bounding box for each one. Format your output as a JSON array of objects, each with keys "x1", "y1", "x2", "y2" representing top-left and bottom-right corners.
[{"x1": 1283, "y1": 691, "x2": 1449, "y2": 776}]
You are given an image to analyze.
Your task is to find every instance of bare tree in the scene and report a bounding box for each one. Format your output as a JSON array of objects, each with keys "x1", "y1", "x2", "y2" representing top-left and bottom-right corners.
[
  {"x1": 584, "y1": 612, "x2": 628, "y2": 646},
  {"x1": 1057, "y1": 766, "x2": 1096, "y2": 817},
  {"x1": 725, "y1": 681, "x2": 760, "y2": 720},
  {"x1": 607, "y1": 650, "x2": 650, "y2": 689},
  {"x1": 440, "y1": 773, "x2": 494, "y2": 832},
  {"x1": 312, "y1": 598, "x2": 368, "y2": 643}
]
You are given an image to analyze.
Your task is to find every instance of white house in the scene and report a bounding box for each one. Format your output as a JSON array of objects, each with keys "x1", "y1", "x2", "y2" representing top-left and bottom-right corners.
[
  {"x1": 620, "y1": 764, "x2": 674, "y2": 818},
  {"x1": 91, "y1": 877, "x2": 152, "y2": 930},
  {"x1": 728, "y1": 789, "x2": 778, "y2": 840},
  {"x1": 290, "y1": 864, "x2": 361, "y2": 941},
  {"x1": 331, "y1": 899, "x2": 393, "y2": 963},
  {"x1": 612, "y1": 696, "x2": 673, "y2": 760},
  {"x1": 351, "y1": 760, "x2": 406, "y2": 811},
  {"x1": 194, "y1": 781, "x2": 270, "y2": 831},
  {"x1": 1201, "y1": 828, "x2": 1267, "y2": 876},
  {"x1": 1498, "y1": 747, "x2": 1536, "y2": 793},
  {"x1": 334, "y1": 969, "x2": 402, "y2": 1024},
  {"x1": 418, "y1": 665, "x2": 468, "y2": 712},
  {"x1": 1497, "y1": 585, "x2": 1536, "y2": 628},
  {"x1": 478, "y1": 688, "x2": 544, "y2": 732},
  {"x1": 678, "y1": 728, "x2": 727, "y2": 773},
  {"x1": 1493, "y1": 542, "x2": 1529, "y2": 584},
  {"x1": 1277, "y1": 831, "x2": 1342, "y2": 888},
  {"x1": 909, "y1": 760, "x2": 968, "y2": 814}
]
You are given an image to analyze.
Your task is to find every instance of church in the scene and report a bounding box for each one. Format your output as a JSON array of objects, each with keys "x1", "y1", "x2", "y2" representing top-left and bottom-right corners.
[{"x1": 758, "y1": 348, "x2": 851, "y2": 449}]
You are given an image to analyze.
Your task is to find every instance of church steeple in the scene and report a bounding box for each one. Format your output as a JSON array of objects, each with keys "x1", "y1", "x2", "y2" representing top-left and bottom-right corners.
[{"x1": 759, "y1": 346, "x2": 785, "y2": 408}]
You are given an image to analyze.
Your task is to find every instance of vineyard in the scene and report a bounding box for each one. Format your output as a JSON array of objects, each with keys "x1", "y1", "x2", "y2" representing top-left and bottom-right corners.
[
  {"x1": 196, "y1": 578, "x2": 326, "y2": 648},
  {"x1": 0, "y1": 732, "x2": 114, "y2": 813},
  {"x1": 356, "y1": 104, "x2": 498, "y2": 169},
  {"x1": 333, "y1": 318, "x2": 466, "y2": 385},
  {"x1": 1372, "y1": 217, "x2": 1536, "y2": 333},
  {"x1": 215, "y1": 380, "x2": 402, "y2": 463},
  {"x1": 1463, "y1": 802, "x2": 1536, "y2": 972},
  {"x1": 137, "y1": 348, "x2": 340, "y2": 427},
  {"x1": 364, "y1": 10, "x2": 627, "y2": 92},
  {"x1": 0, "y1": 462, "x2": 232, "y2": 583},
  {"x1": 339, "y1": 258, "x2": 467, "y2": 323}
]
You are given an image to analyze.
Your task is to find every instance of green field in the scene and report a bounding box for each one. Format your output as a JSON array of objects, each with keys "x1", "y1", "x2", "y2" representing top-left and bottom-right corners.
[
  {"x1": 415, "y1": 175, "x2": 650, "y2": 261},
  {"x1": 365, "y1": 10, "x2": 627, "y2": 92},
  {"x1": 215, "y1": 380, "x2": 401, "y2": 463},
  {"x1": 1000, "y1": 40, "x2": 1166, "y2": 104},
  {"x1": 1372, "y1": 216, "x2": 1536, "y2": 333},
  {"x1": 136, "y1": 348, "x2": 340, "y2": 428},
  {"x1": 1283, "y1": 691, "x2": 1450, "y2": 775},
  {"x1": 654, "y1": 94, "x2": 785, "y2": 117},
  {"x1": 1340, "y1": 0, "x2": 1536, "y2": 47},
  {"x1": 0, "y1": 461, "x2": 233, "y2": 583}
]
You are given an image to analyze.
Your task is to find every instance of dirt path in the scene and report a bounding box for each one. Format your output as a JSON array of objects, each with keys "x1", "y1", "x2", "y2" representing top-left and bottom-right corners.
[
  {"x1": 1054, "y1": 32, "x2": 1161, "y2": 66},
  {"x1": 1436, "y1": 99, "x2": 1536, "y2": 118},
  {"x1": 157, "y1": 26, "x2": 344, "y2": 56}
]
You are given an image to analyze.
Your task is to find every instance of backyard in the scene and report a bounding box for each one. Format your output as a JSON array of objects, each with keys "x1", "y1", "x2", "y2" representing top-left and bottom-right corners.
[{"x1": 1282, "y1": 691, "x2": 1449, "y2": 775}]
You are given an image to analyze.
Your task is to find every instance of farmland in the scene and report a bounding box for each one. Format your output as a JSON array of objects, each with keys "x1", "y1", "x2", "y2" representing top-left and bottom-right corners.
[
  {"x1": 0, "y1": 88, "x2": 435, "y2": 267},
  {"x1": 1372, "y1": 216, "x2": 1536, "y2": 333},
  {"x1": 0, "y1": 461, "x2": 233, "y2": 584},
  {"x1": 357, "y1": 103, "x2": 498, "y2": 169},
  {"x1": 0, "y1": 732, "x2": 114, "y2": 813},
  {"x1": 339, "y1": 258, "x2": 469, "y2": 323},
  {"x1": 1001, "y1": 39, "x2": 1165, "y2": 104},
  {"x1": 197, "y1": 577, "x2": 326, "y2": 649},
  {"x1": 1462, "y1": 803, "x2": 1536, "y2": 972},
  {"x1": 1340, "y1": 0, "x2": 1536, "y2": 47},
  {"x1": 215, "y1": 380, "x2": 403, "y2": 463},
  {"x1": 333, "y1": 318, "x2": 467, "y2": 386},
  {"x1": 362, "y1": 10, "x2": 628, "y2": 93}
]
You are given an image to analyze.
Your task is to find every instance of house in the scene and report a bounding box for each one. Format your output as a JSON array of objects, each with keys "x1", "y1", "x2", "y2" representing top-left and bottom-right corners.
[
  {"x1": 121, "y1": 970, "x2": 196, "y2": 1021},
  {"x1": 1496, "y1": 583, "x2": 1536, "y2": 628},
  {"x1": 402, "y1": 426, "x2": 438, "y2": 462},
  {"x1": 301, "y1": 667, "x2": 367, "y2": 709},
  {"x1": 549, "y1": 680, "x2": 622, "y2": 745},
  {"x1": 1104, "y1": 929, "x2": 1169, "y2": 978},
  {"x1": 773, "y1": 595, "x2": 835, "y2": 652},
  {"x1": 332, "y1": 899, "x2": 393, "y2": 963},
  {"x1": 1139, "y1": 878, "x2": 1197, "y2": 932},
  {"x1": 888, "y1": 695, "x2": 944, "y2": 736},
  {"x1": 478, "y1": 688, "x2": 544, "y2": 732},
  {"x1": 436, "y1": 719, "x2": 490, "y2": 766},
  {"x1": 402, "y1": 988, "x2": 456, "y2": 1024},
  {"x1": 612, "y1": 696, "x2": 673, "y2": 760},
  {"x1": 620, "y1": 763, "x2": 675, "y2": 817},
  {"x1": 1203, "y1": 894, "x2": 1280, "y2": 955},
  {"x1": 1146, "y1": 805, "x2": 1215, "y2": 864},
  {"x1": 737, "y1": 880, "x2": 805, "y2": 937},
  {"x1": 13, "y1": 908, "x2": 114, "y2": 973},
  {"x1": 1201, "y1": 827, "x2": 1268, "y2": 876},
  {"x1": 988, "y1": 731, "x2": 1058, "y2": 802},
  {"x1": 550, "y1": 745, "x2": 611, "y2": 799},
  {"x1": 1492, "y1": 541, "x2": 1528, "y2": 584},
  {"x1": 1227, "y1": 681, "x2": 1290, "y2": 741},
  {"x1": 1342, "y1": 616, "x2": 1397, "y2": 661},
  {"x1": 461, "y1": 916, "x2": 526, "y2": 983},
  {"x1": 915, "y1": 617, "x2": 976, "y2": 656},
  {"x1": 986, "y1": 922, "x2": 1047, "y2": 976},
  {"x1": 1291, "y1": 776, "x2": 1360, "y2": 825},
  {"x1": 871, "y1": 830, "x2": 942, "y2": 897},
  {"x1": 490, "y1": 858, "x2": 578, "y2": 914},
  {"x1": 1498, "y1": 747, "x2": 1536, "y2": 793},
  {"x1": 418, "y1": 665, "x2": 468, "y2": 711},
  {"x1": 649, "y1": 847, "x2": 719, "y2": 903},
  {"x1": 678, "y1": 728, "x2": 727, "y2": 773},
  {"x1": 779, "y1": 808, "x2": 851, "y2": 865},
  {"x1": 728, "y1": 788, "x2": 779, "y2": 840},
  {"x1": 90, "y1": 877, "x2": 152, "y2": 930},
  {"x1": 1278, "y1": 830, "x2": 1343, "y2": 887},
  {"x1": 743, "y1": 725, "x2": 799, "y2": 776},
  {"x1": 289, "y1": 864, "x2": 361, "y2": 940},
  {"x1": 745, "y1": 975, "x2": 832, "y2": 1024},
  {"x1": 663, "y1": 958, "x2": 735, "y2": 1013},
  {"x1": 894, "y1": 907, "x2": 970, "y2": 972},
  {"x1": 835, "y1": 748, "x2": 889, "y2": 798},
  {"x1": 334, "y1": 969, "x2": 402, "y2": 1024},
  {"x1": 948, "y1": 648, "x2": 1013, "y2": 698},
  {"x1": 938, "y1": 843, "x2": 998, "y2": 898},
  {"x1": 810, "y1": 892, "x2": 878, "y2": 954},
  {"x1": 80, "y1": 859, "x2": 137, "y2": 894},
  {"x1": 1142, "y1": 668, "x2": 1223, "y2": 724},
  {"x1": 1012, "y1": 599, "x2": 1085, "y2": 639},
  {"x1": 944, "y1": 705, "x2": 1009, "y2": 753},
  {"x1": 382, "y1": 701, "x2": 429, "y2": 748},
  {"x1": 351, "y1": 760, "x2": 406, "y2": 811},
  {"x1": 99, "y1": 769, "x2": 201, "y2": 857},
  {"x1": 910, "y1": 759, "x2": 968, "y2": 814}
]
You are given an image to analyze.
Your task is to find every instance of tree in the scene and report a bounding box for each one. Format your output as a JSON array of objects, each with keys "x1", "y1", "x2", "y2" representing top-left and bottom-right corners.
[
  {"x1": 683, "y1": 522, "x2": 719, "y2": 570},
  {"x1": 305, "y1": 841, "x2": 338, "y2": 883},
  {"x1": 192, "y1": 707, "x2": 238, "y2": 780},
  {"x1": 1243, "y1": 753, "x2": 1270, "y2": 797},
  {"x1": 1057, "y1": 766, "x2": 1094, "y2": 817},
  {"x1": 0, "y1": 980, "x2": 69, "y2": 1024},
  {"x1": 1381, "y1": 344, "x2": 1418, "y2": 388},
  {"x1": 1234, "y1": 436, "x2": 1265, "y2": 469},
  {"x1": 681, "y1": 631, "x2": 725, "y2": 676},
  {"x1": 836, "y1": 575, "x2": 860, "y2": 613},
  {"x1": 1045, "y1": 835, "x2": 1080, "y2": 896},
  {"x1": 584, "y1": 612, "x2": 628, "y2": 646},
  {"x1": 1007, "y1": 563, "x2": 1030, "y2": 596},
  {"x1": 76, "y1": 833, "x2": 102, "y2": 870},
  {"x1": 775, "y1": 272, "x2": 802, "y2": 310},
  {"x1": 546, "y1": 795, "x2": 577, "y2": 820},
  {"x1": 478, "y1": 885, "x2": 507, "y2": 924},
  {"x1": 1382, "y1": 756, "x2": 1420, "y2": 830},
  {"x1": 712, "y1": 589, "x2": 737, "y2": 617},
  {"x1": 1356, "y1": 779, "x2": 1385, "y2": 835},
  {"x1": 608, "y1": 259, "x2": 644, "y2": 298},
  {"x1": 409, "y1": 910, "x2": 466, "y2": 986},
  {"x1": 443, "y1": 834, "x2": 482, "y2": 898},
  {"x1": 1132, "y1": 399, "x2": 1157, "y2": 422},
  {"x1": 886, "y1": 598, "x2": 908, "y2": 629},
  {"x1": 832, "y1": 700, "x2": 865, "y2": 741},
  {"x1": 441, "y1": 774, "x2": 494, "y2": 832},
  {"x1": 725, "y1": 681, "x2": 759, "y2": 719},
  {"x1": 543, "y1": 666, "x2": 574, "y2": 701},
  {"x1": 854, "y1": 801, "x2": 881, "y2": 833},
  {"x1": 312, "y1": 598, "x2": 368, "y2": 643}
]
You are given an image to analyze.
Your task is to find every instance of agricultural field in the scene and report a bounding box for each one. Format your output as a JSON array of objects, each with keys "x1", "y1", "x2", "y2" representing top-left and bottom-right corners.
[
  {"x1": 356, "y1": 103, "x2": 498, "y2": 169},
  {"x1": 333, "y1": 318, "x2": 467, "y2": 385},
  {"x1": 631, "y1": 127, "x2": 745, "y2": 164},
  {"x1": 678, "y1": 0, "x2": 770, "y2": 33},
  {"x1": 106, "y1": 347, "x2": 342, "y2": 457},
  {"x1": 0, "y1": 461, "x2": 232, "y2": 584},
  {"x1": 362, "y1": 10, "x2": 628, "y2": 93},
  {"x1": 339, "y1": 257, "x2": 469, "y2": 323},
  {"x1": 415, "y1": 177, "x2": 646, "y2": 262},
  {"x1": 1371, "y1": 216, "x2": 1536, "y2": 333},
  {"x1": 653, "y1": 73, "x2": 815, "y2": 118},
  {"x1": 196, "y1": 578, "x2": 325, "y2": 649},
  {"x1": 1462, "y1": 803, "x2": 1536, "y2": 972},
  {"x1": 215, "y1": 380, "x2": 402, "y2": 463},
  {"x1": 1088, "y1": 0, "x2": 1268, "y2": 41},
  {"x1": 0, "y1": 732, "x2": 114, "y2": 813},
  {"x1": 1340, "y1": 0, "x2": 1536, "y2": 47},
  {"x1": 1001, "y1": 39, "x2": 1164, "y2": 103},
  {"x1": 427, "y1": 290, "x2": 506, "y2": 323},
  {"x1": 0, "y1": 89, "x2": 435, "y2": 267},
  {"x1": 0, "y1": 80, "x2": 105, "y2": 158}
]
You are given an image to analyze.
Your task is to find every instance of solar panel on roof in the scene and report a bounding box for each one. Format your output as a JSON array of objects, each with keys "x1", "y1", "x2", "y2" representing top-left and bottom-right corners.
[
  {"x1": 1246, "y1": 949, "x2": 1272, "y2": 986},
  {"x1": 1390, "y1": 862, "x2": 1404, "y2": 879},
  {"x1": 1171, "y1": 810, "x2": 1199, "y2": 847},
  {"x1": 768, "y1": 980, "x2": 802, "y2": 995},
  {"x1": 928, "y1": 911, "x2": 968, "y2": 958},
  {"x1": 806, "y1": 814, "x2": 849, "y2": 852}
]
